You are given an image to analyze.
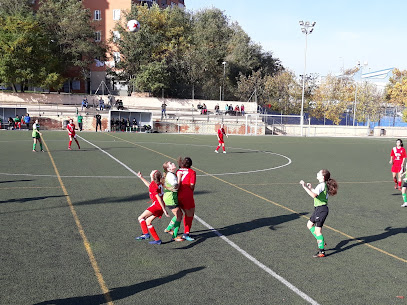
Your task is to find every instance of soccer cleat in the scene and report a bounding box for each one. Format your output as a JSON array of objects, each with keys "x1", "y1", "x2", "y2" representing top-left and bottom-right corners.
[
  {"x1": 135, "y1": 234, "x2": 150, "y2": 240},
  {"x1": 149, "y1": 240, "x2": 162, "y2": 245},
  {"x1": 214, "y1": 150, "x2": 218, "y2": 153},
  {"x1": 395, "y1": 183, "x2": 398, "y2": 189},
  {"x1": 173, "y1": 236, "x2": 184, "y2": 242},
  {"x1": 398, "y1": 186, "x2": 402, "y2": 191},
  {"x1": 68, "y1": 147, "x2": 72, "y2": 150},
  {"x1": 401, "y1": 203, "x2": 407, "y2": 207},
  {"x1": 32, "y1": 150, "x2": 36, "y2": 152},
  {"x1": 182, "y1": 234, "x2": 195, "y2": 241},
  {"x1": 313, "y1": 250, "x2": 326, "y2": 258},
  {"x1": 223, "y1": 151, "x2": 226, "y2": 154},
  {"x1": 41, "y1": 150, "x2": 44, "y2": 152},
  {"x1": 164, "y1": 229, "x2": 174, "y2": 235}
]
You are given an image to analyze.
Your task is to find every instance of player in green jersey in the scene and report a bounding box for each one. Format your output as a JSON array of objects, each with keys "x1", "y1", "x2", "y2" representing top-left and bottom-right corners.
[
  {"x1": 32, "y1": 120, "x2": 44, "y2": 152},
  {"x1": 162, "y1": 161, "x2": 183, "y2": 240},
  {"x1": 300, "y1": 169, "x2": 338, "y2": 258}
]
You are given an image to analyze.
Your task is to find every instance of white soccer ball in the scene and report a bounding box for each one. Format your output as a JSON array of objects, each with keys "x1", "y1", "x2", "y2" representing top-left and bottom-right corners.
[{"x1": 127, "y1": 20, "x2": 140, "y2": 32}]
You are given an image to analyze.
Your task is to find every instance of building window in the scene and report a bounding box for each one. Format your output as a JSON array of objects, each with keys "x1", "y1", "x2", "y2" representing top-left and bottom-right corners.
[
  {"x1": 72, "y1": 80, "x2": 80, "y2": 90},
  {"x1": 94, "y1": 10, "x2": 101, "y2": 21},
  {"x1": 113, "y1": 52, "x2": 121, "y2": 62},
  {"x1": 95, "y1": 31, "x2": 101, "y2": 42},
  {"x1": 113, "y1": 31, "x2": 120, "y2": 42},
  {"x1": 113, "y1": 9, "x2": 121, "y2": 21}
]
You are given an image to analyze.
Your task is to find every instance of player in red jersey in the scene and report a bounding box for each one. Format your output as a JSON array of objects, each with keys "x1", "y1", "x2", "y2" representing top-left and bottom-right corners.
[
  {"x1": 214, "y1": 124, "x2": 228, "y2": 154},
  {"x1": 390, "y1": 139, "x2": 406, "y2": 190},
  {"x1": 67, "y1": 119, "x2": 81, "y2": 150},
  {"x1": 135, "y1": 170, "x2": 169, "y2": 245},
  {"x1": 174, "y1": 157, "x2": 196, "y2": 241}
]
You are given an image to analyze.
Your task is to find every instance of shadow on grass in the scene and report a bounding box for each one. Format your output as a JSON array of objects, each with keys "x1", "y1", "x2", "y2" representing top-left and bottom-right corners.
[
  {"x1": 178, "y1": 212, "x2": 308, "y2": 249},
  {"x1": 0, "y1": 179, "x2": 33, "y2": 184},
  {"x1": 0, "y1": 195, "x2": 67, "y2": 204},
  {"x1": 328, "y1": 226, "x2": 407, "y2": 257},
  {"x1": 33, "y1": 266, "x2": 205, "y2": 305}
]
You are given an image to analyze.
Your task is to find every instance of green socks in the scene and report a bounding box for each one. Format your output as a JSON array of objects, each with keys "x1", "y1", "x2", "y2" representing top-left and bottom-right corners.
[
  {"x1": 166, "y1": 216, "x2": 177, "y2": 231},
  {"x1": 309, "y1": 226, "x2": 317, "y2": 238},
  {"x1": 403, "y1": 193, "x2": 407, "y2": 203},
  {"x1": 33, "y1": 143, "x2": 36, "y2": 150},
  {"x1": 316, "y1": 234, "x2": 325, "y2": 250},
  {"x1": 172, "y1": 221, "x2": 181, "y2": 238}
]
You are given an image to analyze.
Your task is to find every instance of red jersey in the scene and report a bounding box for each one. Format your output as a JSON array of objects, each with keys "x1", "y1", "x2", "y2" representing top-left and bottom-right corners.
[
  {"x1": 177, "y1": 168, "x2": 196, "y2": 208},
  {"x1": 217, "y1": 127, "x2": 226, "y2": 141},
  {"x1": 391, "y1": 147, "x2": 406, "y2": 165},
  {"x1": 149, "y1": 181, "x2": 164, "y2": 204},
  {"x1": 67, "y1": 123, "x2": 76, "y2": 136}
]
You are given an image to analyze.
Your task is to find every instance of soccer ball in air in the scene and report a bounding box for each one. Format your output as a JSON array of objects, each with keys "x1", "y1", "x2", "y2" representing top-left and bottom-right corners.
[{"x1": 127, "y1": 20, "x2": 140, "y2": 32}]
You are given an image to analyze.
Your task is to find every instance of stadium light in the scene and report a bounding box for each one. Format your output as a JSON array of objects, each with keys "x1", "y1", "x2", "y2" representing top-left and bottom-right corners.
[{"x1": 299, "y1": 20, "x2": 316, "y2": 136}]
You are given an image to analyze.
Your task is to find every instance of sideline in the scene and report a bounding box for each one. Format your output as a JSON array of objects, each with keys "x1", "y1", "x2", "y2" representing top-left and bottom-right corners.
[
  {"x1": 79, "y1": 134, "x2": 321, "y2": 305},
  {"x1": 41, "y1": 136, "x2": 114, "y2": 305}
]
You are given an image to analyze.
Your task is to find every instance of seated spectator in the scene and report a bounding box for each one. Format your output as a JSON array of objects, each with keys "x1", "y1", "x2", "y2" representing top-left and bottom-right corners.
[
  {"x1": 215, "y1": 104, "x2": 220, "y2": 114},
  {"x1": 132, "y1": 118, "x2": 138, "y2": 130},
  {"x1": 197, "y1": 102, "x2": 203, "y2": 110},
  {"x1": 234, "y1": 105, "x2": 240, "y2": 115},
  {"x1": 202, "y1": 103, "x2": 207, "y2": 115},
  {"x1": 14, "y1": 115, "x2": 21, "y2": 129},
  {"x1": 99, "y1": 97, "x2": 105, "y2": 111},
  {"x1": 8, "y1": 117, "x2": 14, "y2": 129}
]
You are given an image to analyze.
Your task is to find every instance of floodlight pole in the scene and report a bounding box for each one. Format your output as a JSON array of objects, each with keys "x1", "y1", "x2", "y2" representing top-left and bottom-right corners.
[
  {"x1": 222, "y1": 61, "x2": 227, "y2": 101},
  {"x1": 299, "y1": 21, "x2": 316, "y2": 136}
]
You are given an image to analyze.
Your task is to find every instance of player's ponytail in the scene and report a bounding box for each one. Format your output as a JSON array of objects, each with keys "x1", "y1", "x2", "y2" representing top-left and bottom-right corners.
[{"x1": 321, "y1": 169, "x2": 338, "y2": 196}]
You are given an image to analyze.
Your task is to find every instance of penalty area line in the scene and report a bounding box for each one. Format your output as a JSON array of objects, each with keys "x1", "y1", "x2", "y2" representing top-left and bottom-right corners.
[{"x1": 78, "y1": 135, "x2": 321, "y2": 305}]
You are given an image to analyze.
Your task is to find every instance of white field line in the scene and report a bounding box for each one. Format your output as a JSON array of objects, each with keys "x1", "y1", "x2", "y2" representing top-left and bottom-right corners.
[{"x1": 78, "y1": 135, "x2": 320, "y2": 305}]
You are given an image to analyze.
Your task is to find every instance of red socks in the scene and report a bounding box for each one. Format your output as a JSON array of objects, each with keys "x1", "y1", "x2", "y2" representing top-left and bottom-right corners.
[
  {"x1": 139, "y1": 219, "x2": 148, "y2": 234},
  {"x1": 183, "y1": 216, "x2": 194, "y2": 234},
  {"x1": 148, "y1": 225, "x2": 160, "y2": 241}
]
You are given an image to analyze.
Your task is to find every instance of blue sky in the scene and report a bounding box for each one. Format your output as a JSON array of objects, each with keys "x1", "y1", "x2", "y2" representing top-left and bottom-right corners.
[{"x1": 186, "y1": 0, "x2": 407, "y2": 78}]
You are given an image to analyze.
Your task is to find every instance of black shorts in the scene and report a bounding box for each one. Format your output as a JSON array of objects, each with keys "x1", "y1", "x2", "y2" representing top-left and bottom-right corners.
[
  {"x1": 403, "y1": 181, "x2": 407, "y2": 188},
  {"x1": 310, "y1": 205, "x2": 329, "y2": 227}
]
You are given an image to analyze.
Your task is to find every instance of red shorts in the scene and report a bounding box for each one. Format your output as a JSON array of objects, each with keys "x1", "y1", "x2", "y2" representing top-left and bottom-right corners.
[
  {"x1": 147, "y1": 202, "x2": 164, "y2": 217},
  {"x1": 218, "y1": 139, "x2": 224, "y2": 144},
  {"x1": 69, "y1": 133, "x2": 77, "y2": 139},
  {"x1": 392, "y1": 164, "x2": 403, "y2": 173},
  {"x1": 178, "y1": 196, "x2": 195, "y2": 210}
]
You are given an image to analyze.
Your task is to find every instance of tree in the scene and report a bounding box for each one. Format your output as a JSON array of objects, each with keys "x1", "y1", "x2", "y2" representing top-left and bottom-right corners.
[
  {"x1": 311, "y1": 74, "x2": 353, "y2": 124},
  {"x1": 0, "y1": 14, "x2": 63, "y2": 91},
  {"x1": 263, "y1": 70, "x2": 300, "y2": 114},
  {"x1": 386, "y1": 69, "x2": 407, "y2": 122},
  {"x1": 36, "y1": 0, "x2": 105, "y2": 81}
]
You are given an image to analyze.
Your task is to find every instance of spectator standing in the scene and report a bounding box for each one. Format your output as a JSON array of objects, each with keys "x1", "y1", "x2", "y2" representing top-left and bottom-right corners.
[
  {"x1": 77, "y1": 114, "x2": 83, "y2": 131},
  {"x1": 95, "y1": 113, "x2": 102, "y2": 132},
  {"x1": 241, "y1": 104, "x2": 245, "y2": 116},
  {"x1": 161, "y1": 102, "x2": 167, "y2": 118},
  {"x1": 81, "y1": 98, "x2": 88, "y2": 110},
  {"x1": 24, "y1": 113, "x2": 31, "y2": 129}
]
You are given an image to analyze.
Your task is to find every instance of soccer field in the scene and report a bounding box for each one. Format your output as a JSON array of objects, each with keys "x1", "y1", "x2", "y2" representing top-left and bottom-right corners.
[{"x1": 1, "y1": 131, "x2": 406, "y2": 305}]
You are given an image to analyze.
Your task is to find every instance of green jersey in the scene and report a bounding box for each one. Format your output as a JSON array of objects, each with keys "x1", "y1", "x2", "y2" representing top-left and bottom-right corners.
[
  {"x1": 32, "y1": 123, "x2": 40, "y2": 138},
  {"x1": 313, "y1": 182, "x2": 328, "y2": 207},
  {"x1": 77, "y1": 115, "x2": 83, "y2": 123},
  {"x1": 163, "y1": 172, "x2": 178, "y2": 207}
]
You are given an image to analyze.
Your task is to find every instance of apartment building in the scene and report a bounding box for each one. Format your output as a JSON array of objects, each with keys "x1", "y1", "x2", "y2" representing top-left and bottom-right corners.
[
  {"x1": 84, "y1": 0, "x2": 186, "y2": 94},
  {"x1": 32, "y1": 0, "x2": 185, "y2": 94}
]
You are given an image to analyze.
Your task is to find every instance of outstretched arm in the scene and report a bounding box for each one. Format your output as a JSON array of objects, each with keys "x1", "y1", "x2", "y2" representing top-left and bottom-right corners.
[{"x1": 137, "y1": 172, "x2": 150, "y2": 188}]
